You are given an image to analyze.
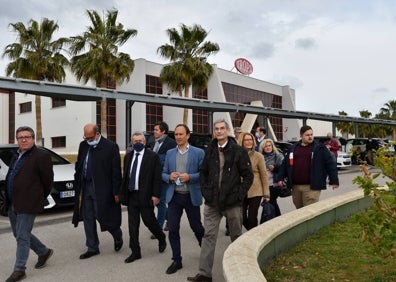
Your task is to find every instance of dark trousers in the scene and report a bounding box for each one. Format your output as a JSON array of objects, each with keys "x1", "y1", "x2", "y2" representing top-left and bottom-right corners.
[
  {"x1": 168, "y1": 192, "x2": 204, "y2": 262},
  {"x1": 127, "y1": 191, "x2": 165, "y2": 255},
  {"x1": 242, "y1": 196, "x2": 262, "y2": 230},
  {"x1": 82, "y1": 181, "x2": 122, "y2": 252},
  {"x1": 269, "y1": 186, "x2": 281, "y2": 217}
]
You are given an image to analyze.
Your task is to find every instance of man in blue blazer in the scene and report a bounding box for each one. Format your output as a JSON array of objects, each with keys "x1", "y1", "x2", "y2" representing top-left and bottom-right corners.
[{"x1": 162, "y1": 124, "x2": 205, "y2": 274}]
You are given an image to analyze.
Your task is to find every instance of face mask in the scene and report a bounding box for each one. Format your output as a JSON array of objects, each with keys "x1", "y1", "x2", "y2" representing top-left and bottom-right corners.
[
  {"x1": 133, "y1": 143, "x2": 145, "y2": 152},
  {"x1": 87, "y1": 139, "x2": 99, "y2": 146},
  {"x1": 255, "y1": 132, "x2": 260, "y2": 138}
]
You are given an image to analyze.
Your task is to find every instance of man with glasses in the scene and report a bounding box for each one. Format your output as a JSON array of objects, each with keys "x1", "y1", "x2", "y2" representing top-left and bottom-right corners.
[
  {"x1": 4, "y1": 126, "x2": 54, "y2": 282},
  {"x1": 120, "y1": 132, "x2": 167, "y2": 263},
  {"x1": 73, "y1": 123, "x2": 123, "y2": 259},
  {"x1": 188, "y1": 119, "x2": 253, "y2": 282}
]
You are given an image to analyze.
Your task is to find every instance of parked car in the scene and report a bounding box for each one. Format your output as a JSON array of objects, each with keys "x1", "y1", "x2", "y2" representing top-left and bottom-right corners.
[
  {"x1": 274, "y1": 141, "x2": 293, "y2": 156},
  {"x1": 345, "y1": 138, "x2": 388, "y2": 164},
  {"x1": 336, "y1": 151, "x2": 352, "y2": 169},
  {"x1": 0, "y1": 144, "x2": 75, "y2": 216}
]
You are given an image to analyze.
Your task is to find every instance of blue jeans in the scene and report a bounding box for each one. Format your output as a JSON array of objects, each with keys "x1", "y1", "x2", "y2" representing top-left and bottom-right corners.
[{"x1": 8, "y1": 206, "x2": 48, "y2": 271}]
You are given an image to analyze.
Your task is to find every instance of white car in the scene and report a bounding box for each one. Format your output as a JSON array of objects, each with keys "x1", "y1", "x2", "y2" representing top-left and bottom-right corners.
[
  {"x1": 0, "y1": 144, "x2": 75, "y2": 216},
  {"x1": 336, "y1": 151, "x2": 352, "y2": 168}
]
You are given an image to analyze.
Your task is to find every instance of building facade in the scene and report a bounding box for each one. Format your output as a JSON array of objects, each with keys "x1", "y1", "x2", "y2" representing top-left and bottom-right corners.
[{"x1": 0, "y1": 58, "x2": 299, "y2": 153}]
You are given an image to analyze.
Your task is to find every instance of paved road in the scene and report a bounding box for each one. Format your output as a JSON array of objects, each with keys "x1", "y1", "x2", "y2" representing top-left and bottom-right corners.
[{"x1": 0, "y1": 166, "x2": 380, "y2": 282}]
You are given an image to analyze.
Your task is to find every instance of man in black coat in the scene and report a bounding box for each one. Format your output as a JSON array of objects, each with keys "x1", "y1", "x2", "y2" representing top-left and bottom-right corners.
[
  {"x1": 120, "y1": 131, "x2": 167, "y2": 263},
  {"x1": 73, "y1": 123, "x2": 123, "y2": 259},
  {"x1": 148, "y1": 121, "x2": 176, "y2": 234}
]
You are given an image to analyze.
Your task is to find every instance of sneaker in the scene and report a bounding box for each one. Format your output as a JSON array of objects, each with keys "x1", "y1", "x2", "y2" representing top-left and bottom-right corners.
[
  {"x1": 35, "y1": 248, "x2": 54, "y2": 269},
  {"x1": 5, "y1": 270, "x2": 26, "y2": 282}
]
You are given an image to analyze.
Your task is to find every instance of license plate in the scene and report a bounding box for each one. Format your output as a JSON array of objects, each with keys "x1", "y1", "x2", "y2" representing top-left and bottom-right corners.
[{"x1": 60, "y1": 190, "x2": 75, "y2": 198}]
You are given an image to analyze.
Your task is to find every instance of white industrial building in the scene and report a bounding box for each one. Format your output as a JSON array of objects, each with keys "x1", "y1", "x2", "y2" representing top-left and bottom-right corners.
[{"x1": 0, "y1": 58, "x2": 301, "y2": 153}]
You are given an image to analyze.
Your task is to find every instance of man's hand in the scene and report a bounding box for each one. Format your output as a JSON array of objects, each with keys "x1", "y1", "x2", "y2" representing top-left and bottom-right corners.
[{"x1": 152, "y1": 196, "x2": 160, "y2": 206}]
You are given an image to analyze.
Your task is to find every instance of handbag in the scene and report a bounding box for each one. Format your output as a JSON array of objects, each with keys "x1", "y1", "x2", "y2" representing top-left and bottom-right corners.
[
  {"x1": 260, "y1": 201, "x2": 275, "y2": 223},
  {"x1": 278, "y1": 185, "x2": 292, "y2": 198}
]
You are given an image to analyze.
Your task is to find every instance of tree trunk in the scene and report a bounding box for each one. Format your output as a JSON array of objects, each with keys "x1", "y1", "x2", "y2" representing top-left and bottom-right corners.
[
  {"x1": 35, "y1": 95, "x2": 43, "y2": 146},
  {"x1": 101, "y1": 98, "x2": 107, "y2": 137},
  {"x1": 183, "y1": 86, "x2": 190, "y2": 125}
]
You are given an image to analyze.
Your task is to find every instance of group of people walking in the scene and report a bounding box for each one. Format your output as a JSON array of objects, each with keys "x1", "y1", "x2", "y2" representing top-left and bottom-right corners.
[{"x1": 3, "y1": 121, "x2": 339, "y2": 282}]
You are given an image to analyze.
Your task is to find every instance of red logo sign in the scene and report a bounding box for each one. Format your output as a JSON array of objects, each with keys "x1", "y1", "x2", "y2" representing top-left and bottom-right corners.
[{"x1": 234, "y1": 58, "x2": 253, "y2": 75}]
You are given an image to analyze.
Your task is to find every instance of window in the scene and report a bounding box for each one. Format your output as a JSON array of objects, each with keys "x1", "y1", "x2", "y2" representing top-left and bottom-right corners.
[
  {"x1": 192, "y1": 88, "x2": 209, "y2": 134},
  {"x1": 222, "y1": 82, "x2": 283, "y2": 139},
  {"x1": 146, "y1": 75, "x2": 163, "y2": 131},
  {"x1": 19, "y1": 102, "x2": 32, "y2": 113},
  {"x1": 52, "y1": 97, "x2": 66, "y2": 108},
  {"x1": 52, "y1": 136, "x2": 66, "y2": 148}
]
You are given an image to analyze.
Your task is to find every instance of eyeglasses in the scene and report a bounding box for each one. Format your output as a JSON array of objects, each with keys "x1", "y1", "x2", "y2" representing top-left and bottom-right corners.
[
  {"x1": 214, "y1": 126, "x2": 226, "y2": 131},
  {"x1": 16, "y1": 136, "x2": 33, "y2": 141}
]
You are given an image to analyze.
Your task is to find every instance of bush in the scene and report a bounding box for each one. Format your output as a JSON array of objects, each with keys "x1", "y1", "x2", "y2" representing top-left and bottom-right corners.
[{"x1": 353, "y1": 142, "x2": 396, "y2": 257}]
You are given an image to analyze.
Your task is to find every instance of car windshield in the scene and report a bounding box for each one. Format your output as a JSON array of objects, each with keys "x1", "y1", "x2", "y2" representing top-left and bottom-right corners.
[{"x1": 41, "y1": 148, "x2": 71, "y2": 165}]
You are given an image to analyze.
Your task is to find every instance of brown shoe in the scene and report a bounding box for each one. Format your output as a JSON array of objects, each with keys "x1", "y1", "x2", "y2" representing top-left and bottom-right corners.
[
  {"x1": 187, "y1": 273, "x2": 212, "y2": 282},
  {"x1": 5, "y1": 270, "x2": 26, "y2": 282},
  {"x1": 35, "y1": 248, "x2": 54, "y2": 269}
]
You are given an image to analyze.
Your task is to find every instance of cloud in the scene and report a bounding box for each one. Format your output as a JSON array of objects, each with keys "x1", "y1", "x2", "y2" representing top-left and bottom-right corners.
[
  {"x1": 372, "y1": 87, "x2": 389, "y2": 93},
  {"x1": 295, "y1": 37, "x2": 316, "y2": 49}
]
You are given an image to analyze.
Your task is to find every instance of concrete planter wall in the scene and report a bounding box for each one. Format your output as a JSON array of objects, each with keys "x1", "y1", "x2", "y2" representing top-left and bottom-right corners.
[{"x1": 223, "y1": 190, "x2": 372, "y2": 282}]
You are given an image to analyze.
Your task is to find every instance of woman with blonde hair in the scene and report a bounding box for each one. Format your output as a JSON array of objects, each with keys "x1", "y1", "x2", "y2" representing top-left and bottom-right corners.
[
  {"x1": 259, "y1": 139, "x2": 284, "y2": 217},
  {"x1": 238, "y1": 132, "x2": 269, "y2": 230}
]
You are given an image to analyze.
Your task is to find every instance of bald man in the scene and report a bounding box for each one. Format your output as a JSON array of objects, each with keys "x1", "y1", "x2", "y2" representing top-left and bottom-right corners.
[{"x1": 73, "y1": 123, "x2": 123, "y2": 259}]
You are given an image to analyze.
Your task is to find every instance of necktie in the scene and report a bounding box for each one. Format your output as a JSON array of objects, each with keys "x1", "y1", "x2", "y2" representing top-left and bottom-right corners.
[
  {"x1": 219, "y1": 147, "x2": 223, "y2": 152},
  {"x1": 128, "y1": 152, "x2": 140, "y2": 191},
  {"x1": 84, "y1": 147, "x2": 93, "y2": 180}
]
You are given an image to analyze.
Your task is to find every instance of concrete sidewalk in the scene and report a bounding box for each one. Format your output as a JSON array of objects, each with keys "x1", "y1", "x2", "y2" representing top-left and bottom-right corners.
[
  {"x1": 0, "y1": 207, "x2": 233, "y2": 282},
  {"x1": 0, "y1": 166, "x2": 367, "y2": 282}
]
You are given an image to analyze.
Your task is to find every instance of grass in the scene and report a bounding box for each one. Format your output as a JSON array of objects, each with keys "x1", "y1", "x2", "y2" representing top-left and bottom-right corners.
[{"x1": 263, "y1": 214, "x2": 396, "y2": 282}]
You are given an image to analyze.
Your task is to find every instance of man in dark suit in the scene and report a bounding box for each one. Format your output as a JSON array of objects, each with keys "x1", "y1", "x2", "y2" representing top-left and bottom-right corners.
[
  {"x1": 149, "y1": 121, "x2": 176, "y2": 234},
  {"x1": 73, "y1": 123, "x2": 123, "y2": 260},
  {"x1": 121, "y1": 131, "x2": 167, "y2": 263},
  {"x1": 162, "y1": 124, "x2": 205, "y2": 274},
  {"x1": 4, "y1": 126, "x2": 54, "y2": 282}
]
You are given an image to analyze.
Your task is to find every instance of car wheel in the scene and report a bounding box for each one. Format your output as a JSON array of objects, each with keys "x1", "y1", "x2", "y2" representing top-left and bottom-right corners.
[{"x1": 0, "y1": 183, "x2": 7, "y2": 216}]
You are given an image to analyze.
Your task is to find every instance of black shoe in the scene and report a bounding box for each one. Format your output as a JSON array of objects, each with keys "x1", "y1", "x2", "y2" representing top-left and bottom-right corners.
[
  {"x1": 5, "y1": 270, "x2": 26, "y2": 282},
  {"x1": 124, "y1": 253, "x2": 142, "y2": 263},
  {"x1": 163, "y1": 221, "x2": 169, "y2": 231},
  {"x1": 35, "y1": 248, "x2": 54, "y2": 269},
  {"x1": 187, "y1": 273, "x2": 212, "y2": 282},
  {"x1": 114, "y1": 238, "x2": 123, "y2": 252},
  {"x1": 166, "y1": 261, "x2": 183, "y2": 274},
  {"x1": 79, "y1": 250, "x2": 100, "y2": 259},
  {"x1": 150, "y1": 234, "x2": 157, "y2": 240},
  {"x1": 159, "y1": 240, "x2": 167, "y2": 253}
]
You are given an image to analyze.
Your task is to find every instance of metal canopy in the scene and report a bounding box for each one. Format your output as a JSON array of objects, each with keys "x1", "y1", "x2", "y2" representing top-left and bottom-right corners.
[{"x1": 1, "y1": 76, "x2": 395, "y2": 125}]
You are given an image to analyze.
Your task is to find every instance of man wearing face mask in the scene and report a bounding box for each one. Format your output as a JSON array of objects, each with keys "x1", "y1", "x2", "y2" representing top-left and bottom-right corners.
[
  {"x1": 120, "y1": 132, "x2": 167, "y2": 263},
  {"x1": 72, "y1": 123, "x2": 123, "y2": 259},
  {"x1": 255, "y1": 127, "x2": 267, "y2": 151}
]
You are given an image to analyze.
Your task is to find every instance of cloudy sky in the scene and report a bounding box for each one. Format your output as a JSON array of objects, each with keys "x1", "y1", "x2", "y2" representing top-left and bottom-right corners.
[{"x1": 0, "y1": 0, "x2": 395, "y2": 117}]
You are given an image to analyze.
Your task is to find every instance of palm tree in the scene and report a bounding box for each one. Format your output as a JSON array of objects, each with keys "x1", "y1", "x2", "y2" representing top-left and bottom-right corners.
[
  {"x1": 68, "y1": 9, "x2": 137, "y2": 138},
  {"x1": 336, "y1": 111, "x2": 354, "y2": 138},
  {"x1": 2, "y1": 18, "x2": 69, "y2": 145},
  {"x1": 379, "y1": 100, "x2": 396, "y2": 140},
  {"x1": 157, "y1": 24, "x2": 219, "y2": 124}
]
